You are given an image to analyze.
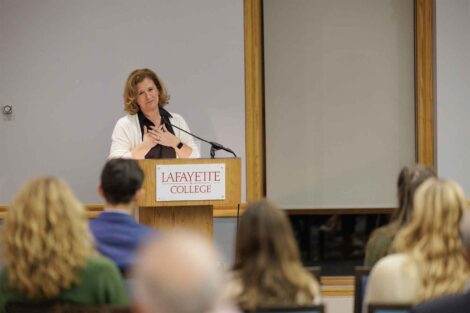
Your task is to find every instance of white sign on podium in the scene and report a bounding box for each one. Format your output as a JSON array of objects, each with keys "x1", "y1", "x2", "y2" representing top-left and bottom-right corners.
[{"x1": 156, "y1": 163, "x2": 226, "y2": 201}]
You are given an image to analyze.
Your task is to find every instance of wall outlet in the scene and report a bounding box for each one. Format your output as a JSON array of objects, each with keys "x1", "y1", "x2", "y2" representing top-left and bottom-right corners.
[{"x1": 2, "y1": 105, "x2": 13, "y2": 115}]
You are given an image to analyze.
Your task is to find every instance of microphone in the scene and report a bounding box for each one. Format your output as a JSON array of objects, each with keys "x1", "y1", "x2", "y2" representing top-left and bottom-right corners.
[{"x1": 162, "y1": 115, "x2": 237, "y2": 158}]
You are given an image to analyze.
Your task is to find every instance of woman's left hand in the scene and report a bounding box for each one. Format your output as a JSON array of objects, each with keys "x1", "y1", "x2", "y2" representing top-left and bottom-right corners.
[{"x1": 155, "y1": 124, "x2": 179, "y2": 148}]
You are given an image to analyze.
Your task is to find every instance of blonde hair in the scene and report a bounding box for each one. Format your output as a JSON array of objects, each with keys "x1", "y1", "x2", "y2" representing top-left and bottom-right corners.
[
  {"x1": 232, "y1": 200, "x2": 319, "y2": 310},
  {"x1": 0, "y1": 177, "x2": 95, "y2": 299},
  {"x1": 123, "y1": 68, "x2": 170, "y2": 114},
  {"x1": 393, "y1": 178, "x2": 470, "y2": 301}
]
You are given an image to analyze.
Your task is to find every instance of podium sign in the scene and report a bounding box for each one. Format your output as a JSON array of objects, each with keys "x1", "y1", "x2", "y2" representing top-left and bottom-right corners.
[
  {"x1": 137, "y1": 158, "x2": 240, "y2": 237},
  {"x1": 156, "y1": 163, "x2": 226, "y2": 201}
]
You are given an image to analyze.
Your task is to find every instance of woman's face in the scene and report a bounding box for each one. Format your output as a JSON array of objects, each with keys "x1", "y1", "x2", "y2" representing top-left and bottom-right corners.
[{"x1": 136, "y1": 77, "x2": 159, "y2": 115}]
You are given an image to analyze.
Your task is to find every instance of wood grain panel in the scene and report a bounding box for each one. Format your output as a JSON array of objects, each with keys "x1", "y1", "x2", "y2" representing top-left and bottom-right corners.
[
  {"x1": 244, "y1": 0, "x2": 266, "y2": 201},
  {"x1": 416, "y1": 0, "x2": 435, "y2": 168},
  {"x1": 320, "y1": 276, "x2": 354, "y2": 297},
  {"x1": 139, "y1": 205, "x2": 213, "y2": 237}
]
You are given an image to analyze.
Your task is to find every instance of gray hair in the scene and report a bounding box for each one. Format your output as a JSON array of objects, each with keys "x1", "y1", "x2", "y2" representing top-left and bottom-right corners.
[{"x1": 132, "y1": 230, "x2": 225, "y2": 313}]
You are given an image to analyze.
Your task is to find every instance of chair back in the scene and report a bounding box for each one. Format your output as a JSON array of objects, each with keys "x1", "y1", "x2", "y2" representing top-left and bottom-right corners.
[
  {"x1": 367, "y1": 304, "x2": 412, "y2": 313},
  {"x1": 353, "y1": 266, "x2": 370, "y2": 313},
  {"x1": 6, "y1": 302, "x2": 55, "y2": 313},
  {"x1": 5, "y1": 303, "x2": 131, "y2": 313},
  {"x1": 52, "y1": 305, "x2": 131, "y2": 313},
  {"x1": 244, "y1": 305, "x2": 325, "y2": 313}
]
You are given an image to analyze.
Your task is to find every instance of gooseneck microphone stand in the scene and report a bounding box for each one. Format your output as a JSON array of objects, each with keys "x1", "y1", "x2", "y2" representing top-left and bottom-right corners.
[{"x1": 162, "y1": 117, "x2": 237, "y2": 159}]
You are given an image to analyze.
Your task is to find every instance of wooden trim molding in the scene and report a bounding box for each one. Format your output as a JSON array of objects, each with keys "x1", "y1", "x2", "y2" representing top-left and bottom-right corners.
[
  {"x1": 0, "y1": 204, "x2": 393, "y2": 219},
  {"x1": 416, "y1": 0, "x2": 435, "y2": 168},
  {"x1": 3, "y1": 203, "x2": 469, "y2": 218},
  {"x1": 244, "y1": 0, "x2": 266, "y2": 201},
  {"x1": 0, "y1": 205, "x2": 246, "y2": 220},
  {"x1": 286, "y1": 208, "x2": 394, "y2": 215},
  {"x1": 320, "y1": 276, "x2": 354, "y2": 297}
]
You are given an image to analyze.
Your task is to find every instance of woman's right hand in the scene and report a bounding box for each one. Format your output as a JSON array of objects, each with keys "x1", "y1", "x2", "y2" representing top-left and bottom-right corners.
[
  {"x1": 131, "y1": 126, "x2": 158, "y2": 159},
  {"x1": 142, "y1": 125, "x2": 159, "y2": 148}
]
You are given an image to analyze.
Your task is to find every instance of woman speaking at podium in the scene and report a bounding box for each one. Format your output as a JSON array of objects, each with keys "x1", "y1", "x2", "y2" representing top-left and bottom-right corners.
[{"x1": 109, "y1": 68, "x2": 200, "y2": 159}]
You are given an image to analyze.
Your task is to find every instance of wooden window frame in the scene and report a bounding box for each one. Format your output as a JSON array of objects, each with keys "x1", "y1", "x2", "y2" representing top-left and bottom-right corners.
[{"x1": 244, "y1": 0, "x2": 435, "y2": 202}]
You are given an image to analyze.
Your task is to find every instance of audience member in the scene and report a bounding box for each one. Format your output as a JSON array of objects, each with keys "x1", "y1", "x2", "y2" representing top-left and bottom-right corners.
[
  {"x1": 0, "y1": 177, "x2": 128, "y2": 312},
  {"x1": 90, "y1": 158, "x2": 156, "y2": 274},
  {"x1": 364, "y1": 178, "x2": 470, "y2": 309},
  {"x1": 109, "y1": 68, "x2": 200, "y2": 159},
  {"x1": 226, "y1": 200, "x2": 321, "y2": 310},
  {"x1": 132, "y1": 230, "x2": 229, "y2": 313},
  {"x1": 364, "y1": 164, "x2": 435, "y2": 267},
  {"x1": 410, "y1": 210, "x2": 470, "y2": 313}
]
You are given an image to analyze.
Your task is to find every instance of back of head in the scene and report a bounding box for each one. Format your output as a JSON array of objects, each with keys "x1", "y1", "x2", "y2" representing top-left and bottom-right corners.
[
  {"x1": 393, "y1": 178, "x2": 470, "y2": 301},
  {"x1": 0, "y1": 177, "x2": 94, "y2": 299},
  {"x1": 406, "y1": 178, "x2": 467, "y2": 244},
  {"x1": 101, "y1": 158, "x2": 144, "y2": 205},
  {"x1": 234, "y1": 200, "x2": 300, "y2": 270},
  {"x1": 393, "y1": 164, "x2": 436, "y2": 227},
  {"x1": 232, "y1": 200, "x2": 317, "y2": 309},
  {"x1": 132, "y1": 230, "x2": 224, "y2": 313}
]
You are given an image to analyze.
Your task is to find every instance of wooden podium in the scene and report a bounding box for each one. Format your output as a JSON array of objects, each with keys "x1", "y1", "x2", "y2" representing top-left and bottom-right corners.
[{"x1": 137, "y1": 158, "x2": 241, "y2": 237}]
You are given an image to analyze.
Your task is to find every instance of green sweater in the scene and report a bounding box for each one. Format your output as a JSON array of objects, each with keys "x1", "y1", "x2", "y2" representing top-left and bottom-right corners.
[
  {"x1": 364, "y1": 225, "x2": 396, "y2": 268},
  {"x1": 0, "y1": 255, "x2": 129, "y2": 313}
]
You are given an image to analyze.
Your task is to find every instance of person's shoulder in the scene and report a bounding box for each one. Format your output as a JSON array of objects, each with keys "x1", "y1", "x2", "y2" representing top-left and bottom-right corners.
[
  {"x1": 134, "y1": 222, "x2": 157, "y2": 239},
  {"x1": 371, "y1": 224, "x2": 395, "y2": 237},
  {"x1": 371, "y1": 253, "x2": 418, "y2": 283},
  {"x1": 84, "y1": 255, "x2": 119, "y2": 273},
  {"x1": 374, "y1": 253, "x2": 410, "y2": 269},
  {"x1": 365, "y1": 225, "x2": 396, "y2": 264},
  {"x1": 366, "y1": 253, "x2": 420, "y2": 307},
  {"x1": 88, "y1": 213, "x2": 111, "y2": 232},
  {"x1": 169, "y1": 112, "x2": 186, "y2": 123},
  {"x1": 0, "y1": 268, "x2": 8, "y2": 287},
  {"x1": 367, "y1": 226, "x2": 394, "y2": 248},
  {"x1": 139, "y1": 222, "x2": 156, "y2": 234},
  {"x1": 115, "y1": 114, "x2": 138, "y2": 126}
]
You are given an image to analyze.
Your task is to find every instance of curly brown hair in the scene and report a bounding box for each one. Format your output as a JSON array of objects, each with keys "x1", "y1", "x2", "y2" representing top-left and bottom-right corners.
[
  {"x1": 0, "y1": 177, "x2": 95, "y2": 299},
  {"x1": 123, "y1": 68, "x2": 170, "y2": 114}
]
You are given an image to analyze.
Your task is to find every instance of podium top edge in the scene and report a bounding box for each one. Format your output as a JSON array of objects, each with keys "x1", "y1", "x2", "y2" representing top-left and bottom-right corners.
[{"x1": 137, "y1": 157, "x2": 241, "y2": 161}]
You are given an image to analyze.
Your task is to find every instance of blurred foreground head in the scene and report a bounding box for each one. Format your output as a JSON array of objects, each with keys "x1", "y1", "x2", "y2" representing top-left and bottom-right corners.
[{"x1": 132, "y1": 230, "x2": 224, "y2": 313}]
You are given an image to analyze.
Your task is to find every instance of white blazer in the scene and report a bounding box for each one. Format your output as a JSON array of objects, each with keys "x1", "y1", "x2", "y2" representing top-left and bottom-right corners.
[{"x1": 109, "y1": 112, "x2": 201, "y2": 159}]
